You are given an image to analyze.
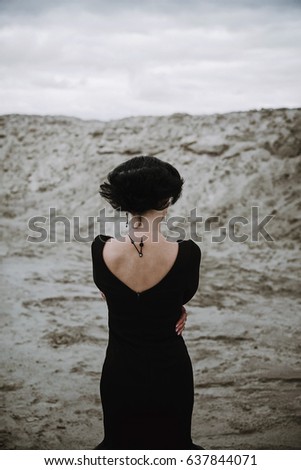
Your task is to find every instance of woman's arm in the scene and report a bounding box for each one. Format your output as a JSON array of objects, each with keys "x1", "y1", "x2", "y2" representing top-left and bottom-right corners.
[{"x1": 183, "y1": 241, "x2": 201, "y2": 304}]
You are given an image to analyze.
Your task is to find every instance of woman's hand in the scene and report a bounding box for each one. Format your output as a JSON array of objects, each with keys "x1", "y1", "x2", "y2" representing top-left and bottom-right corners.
[
  {"x1": 175, "y1": 305, "x2": 187, "y2": 335},
  {"x1": 99, "y1": 291, "x2": 106, "y2": 300}
]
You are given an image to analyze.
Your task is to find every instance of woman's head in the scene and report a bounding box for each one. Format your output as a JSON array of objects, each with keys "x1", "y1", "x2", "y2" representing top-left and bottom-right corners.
[{"x1": 99, "y1": 155, "x2": 184, "y2": 214}]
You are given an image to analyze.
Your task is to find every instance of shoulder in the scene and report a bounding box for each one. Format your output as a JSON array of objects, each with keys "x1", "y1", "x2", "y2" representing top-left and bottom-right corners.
[
  {"x1": 179, "y1": 238, "x2": 201, "y2": 251},
  {"x1": 91, "y1": 234, "x2": 112, "y2": 250},
  {"x1": 179, "y1": 238, "x2": 201, "y2": 260}
]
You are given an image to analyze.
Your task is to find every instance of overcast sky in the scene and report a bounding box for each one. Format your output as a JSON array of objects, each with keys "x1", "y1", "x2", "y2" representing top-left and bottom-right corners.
[{"x1": 0, "y1": 0, "x2": 300, "y2": 120}]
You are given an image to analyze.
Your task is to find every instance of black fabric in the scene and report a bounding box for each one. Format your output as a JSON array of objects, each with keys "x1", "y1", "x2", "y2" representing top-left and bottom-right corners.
[{"x1": 91, "y1": 234, "x2": 201, "y2": 450}]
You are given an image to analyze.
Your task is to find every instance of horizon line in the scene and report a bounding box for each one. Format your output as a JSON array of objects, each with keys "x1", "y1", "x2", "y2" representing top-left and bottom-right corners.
[{"x1": 1, "y1": 106, "x2": 300, "y2": 124}]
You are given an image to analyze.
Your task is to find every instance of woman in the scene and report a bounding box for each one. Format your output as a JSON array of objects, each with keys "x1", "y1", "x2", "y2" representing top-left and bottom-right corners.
[{"x1": 91, "y1": 155, "x2": 202, "y2": 449}]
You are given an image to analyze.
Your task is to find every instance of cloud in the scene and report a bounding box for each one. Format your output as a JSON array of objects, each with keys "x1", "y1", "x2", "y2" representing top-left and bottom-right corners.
[{"x1": 0, "y1": 0, "x2": 300, "y2": 119}]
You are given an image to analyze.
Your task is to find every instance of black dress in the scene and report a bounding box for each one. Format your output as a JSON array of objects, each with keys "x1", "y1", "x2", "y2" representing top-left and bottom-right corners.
[{"x1": 91, "y1": 234, "x2": 202, "y2": 450}]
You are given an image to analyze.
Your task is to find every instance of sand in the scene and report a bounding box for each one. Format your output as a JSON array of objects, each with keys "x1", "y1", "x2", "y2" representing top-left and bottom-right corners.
[{"x1": 0, "y1": 108, "x2": 300, "y2": 449}]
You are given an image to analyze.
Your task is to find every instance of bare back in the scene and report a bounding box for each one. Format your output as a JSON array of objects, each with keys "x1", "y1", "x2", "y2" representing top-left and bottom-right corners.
[{"x1": 102, "y1": 235, "x2": 179, "y2": 294}]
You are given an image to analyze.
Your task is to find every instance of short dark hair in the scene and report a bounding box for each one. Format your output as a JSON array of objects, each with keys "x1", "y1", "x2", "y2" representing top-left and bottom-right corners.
[{"x1": 99, "y1": 155, "x2": 184, "y2": 214}]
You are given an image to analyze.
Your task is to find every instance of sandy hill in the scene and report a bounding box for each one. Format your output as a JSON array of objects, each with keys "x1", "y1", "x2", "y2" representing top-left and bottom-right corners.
[
  {"x1": 1, "y1": 109, "x2": 300, "y2": 240},
  {"x1": 1, "y1": 108, "x2": 300, "y2": 304}
]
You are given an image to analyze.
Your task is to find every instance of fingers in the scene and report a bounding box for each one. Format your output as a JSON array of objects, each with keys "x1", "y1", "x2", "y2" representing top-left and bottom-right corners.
[
  {"x1": 175, "y1": 306, "x2": 188, "y2": 335},
  {"x1": 175, "y1": 324, "x2": 183, "y2": 334},
  {"x1": 176, "y1": 310, "x2": 187, "y2": 325},
  {"x1": 176, "y1": 325, "x2": 184, "y2": 335},
  {"x1": 99, "y1": 291, "x2": 106, "y2": 300},
  {"x1": 175, "y1": 313, "x2": 187, "y2": 329}
]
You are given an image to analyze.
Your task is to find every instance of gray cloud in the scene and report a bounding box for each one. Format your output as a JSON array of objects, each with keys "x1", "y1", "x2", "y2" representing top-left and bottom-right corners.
[
  {"x1": 1, "y1": 0, "x2": 300, "y2": 26},
  {"x1": 1, "y1": 0, "x2": 300, "y2": 12},
  {"x1": 0, "y1": 0, "x2": 300, "y2": 119}
]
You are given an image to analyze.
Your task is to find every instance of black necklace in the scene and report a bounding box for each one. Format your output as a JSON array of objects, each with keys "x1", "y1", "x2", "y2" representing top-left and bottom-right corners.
[{"x1": 128, "y1": 234, "x2": 144, "y2": 257}]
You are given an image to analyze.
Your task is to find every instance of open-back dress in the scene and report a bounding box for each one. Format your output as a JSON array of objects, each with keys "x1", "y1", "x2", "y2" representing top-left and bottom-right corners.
[{"x1": 91, "y1": 233, "x2": 201, "y2": 449}]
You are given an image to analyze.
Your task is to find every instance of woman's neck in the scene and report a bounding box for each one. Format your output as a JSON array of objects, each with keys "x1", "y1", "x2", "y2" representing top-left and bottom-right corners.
[{"x1": 127, "y1": 211, "x2": 166, "y2": 243}]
